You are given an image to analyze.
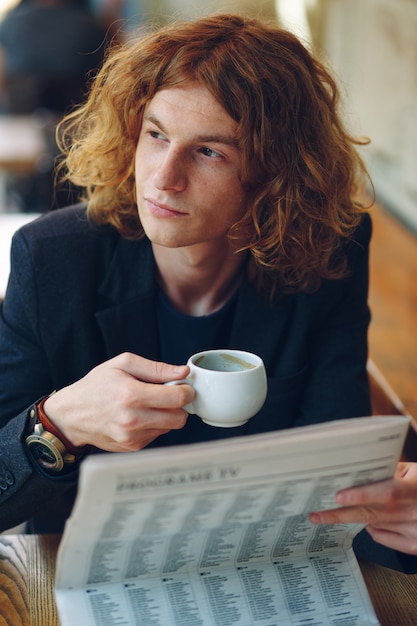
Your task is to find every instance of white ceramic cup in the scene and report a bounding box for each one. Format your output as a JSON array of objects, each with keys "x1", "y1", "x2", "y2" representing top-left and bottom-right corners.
[{"x1": 167, "y1": 349, "x2": 267, "y2": 427}]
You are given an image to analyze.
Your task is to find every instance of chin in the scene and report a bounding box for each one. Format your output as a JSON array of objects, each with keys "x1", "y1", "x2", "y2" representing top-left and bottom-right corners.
[{"x1": 145, "y1": 232, "x2": 189, "y2": 248}]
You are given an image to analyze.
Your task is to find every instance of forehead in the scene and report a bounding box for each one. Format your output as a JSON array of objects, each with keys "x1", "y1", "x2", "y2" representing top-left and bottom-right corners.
[{"x1": 143, "y1": 83, "x2": 239, "y2": 140}]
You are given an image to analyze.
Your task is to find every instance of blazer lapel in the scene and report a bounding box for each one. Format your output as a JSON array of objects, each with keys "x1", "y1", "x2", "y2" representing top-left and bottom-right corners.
[
  {"x1": 94, "y1": 237, "x2": 161, "y2": 361},
  {"x1": 230, "y1": 280, "x2": 295, "y2": 373}
]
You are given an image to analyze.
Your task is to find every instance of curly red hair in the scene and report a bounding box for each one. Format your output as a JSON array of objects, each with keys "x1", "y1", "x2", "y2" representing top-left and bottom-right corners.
[{"x1": 57, "y1": 13, "x2": 371, "y2": 295}]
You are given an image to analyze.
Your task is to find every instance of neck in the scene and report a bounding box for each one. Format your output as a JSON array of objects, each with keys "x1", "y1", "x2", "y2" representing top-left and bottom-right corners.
[{"x1": 152, "y1": 242, "x2": 248, "y2": 316}]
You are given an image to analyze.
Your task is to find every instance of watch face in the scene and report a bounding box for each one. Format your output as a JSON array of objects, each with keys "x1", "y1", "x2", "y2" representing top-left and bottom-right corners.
[{"x1": 26, "y1": 435, "x2": 64, "y2": 472}]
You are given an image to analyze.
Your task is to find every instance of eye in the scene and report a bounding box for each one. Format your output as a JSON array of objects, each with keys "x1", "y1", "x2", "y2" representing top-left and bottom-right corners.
[
  {"x1": 199, "y1": 146, "x2": 223, "y2": 158},
  {"x1": 149, "y1": 129, "x2": 166, "y2": 141}
]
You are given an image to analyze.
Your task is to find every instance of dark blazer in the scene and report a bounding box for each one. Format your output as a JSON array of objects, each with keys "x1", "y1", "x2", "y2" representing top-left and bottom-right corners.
[{"x1": 0, "y1": 205, "x2": 372, "y2": 534}]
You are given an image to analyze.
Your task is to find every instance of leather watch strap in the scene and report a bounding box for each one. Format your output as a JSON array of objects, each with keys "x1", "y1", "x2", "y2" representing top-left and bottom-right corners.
[{"x1": 33, "y1": 395, "x2": 86, "y2": 457}]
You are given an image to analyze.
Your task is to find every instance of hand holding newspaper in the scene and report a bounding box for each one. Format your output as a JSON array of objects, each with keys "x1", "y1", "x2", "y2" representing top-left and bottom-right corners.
[{"x1": 55, "y1": 415, "x2": 410, "y2": 626}]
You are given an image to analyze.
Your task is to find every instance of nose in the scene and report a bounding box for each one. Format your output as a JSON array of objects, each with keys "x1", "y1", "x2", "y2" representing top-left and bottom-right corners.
[{"x1": 153, "y1": 147, "x2": 187, "y2": 192}]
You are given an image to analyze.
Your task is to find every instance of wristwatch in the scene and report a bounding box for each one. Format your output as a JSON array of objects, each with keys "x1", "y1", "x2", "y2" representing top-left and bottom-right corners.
[
  {"x1": 25, "y1": 398, "x2": 83, "y2": 473},
  {"x1": 26, "y1": 421, "x2": 77, "y2": 472}
]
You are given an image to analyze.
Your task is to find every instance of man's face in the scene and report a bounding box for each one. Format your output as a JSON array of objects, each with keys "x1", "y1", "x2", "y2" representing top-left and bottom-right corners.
[{"x1": 135, "y1": 82, "x2": 248, "y2": 250}]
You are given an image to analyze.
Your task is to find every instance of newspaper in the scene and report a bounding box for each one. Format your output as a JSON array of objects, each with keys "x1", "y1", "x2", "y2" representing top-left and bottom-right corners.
[{"x1": 54, "y1": 415, "x2": 410, "y2": 626}]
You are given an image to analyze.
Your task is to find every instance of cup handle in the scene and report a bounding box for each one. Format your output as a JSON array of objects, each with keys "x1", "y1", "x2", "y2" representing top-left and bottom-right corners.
[{"x1": 164, "y1": 378, "x2": 195, "y2": 413}]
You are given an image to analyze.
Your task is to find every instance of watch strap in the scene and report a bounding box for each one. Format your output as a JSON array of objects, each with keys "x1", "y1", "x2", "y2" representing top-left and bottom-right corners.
[{"x1": 34, "y1": 395, "x2": 86, "y2": 457}]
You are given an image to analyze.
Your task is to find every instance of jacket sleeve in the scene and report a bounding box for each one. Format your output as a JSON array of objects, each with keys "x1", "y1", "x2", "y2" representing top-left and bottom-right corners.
[{"x1": 0, "y1": 230, "x2": 78, "y2": 532}]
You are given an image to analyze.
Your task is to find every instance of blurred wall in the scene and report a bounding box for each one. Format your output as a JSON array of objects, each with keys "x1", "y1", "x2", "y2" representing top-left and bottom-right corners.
[
  {"x1": 315, "y1": 0, "x2": 417, "y2": 232},
  {"x1": 142, "y1": 0, "x2": 276, "y2": 22}
]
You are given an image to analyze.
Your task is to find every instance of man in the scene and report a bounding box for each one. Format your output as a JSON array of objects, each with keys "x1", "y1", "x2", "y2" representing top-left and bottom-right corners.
[{"x1": 1, "y1": 13, "x2": 415, "y2": 569}]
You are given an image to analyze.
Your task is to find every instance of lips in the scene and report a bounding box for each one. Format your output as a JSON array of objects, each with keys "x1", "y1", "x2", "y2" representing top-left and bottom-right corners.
[{"x1": 146, "y1": 199, "x2": 186, "y2": 218}]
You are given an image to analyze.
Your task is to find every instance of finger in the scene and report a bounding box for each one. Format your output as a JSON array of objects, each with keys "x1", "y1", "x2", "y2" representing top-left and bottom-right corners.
[
  {"x1": 310, "y1": 504, "x2": 395, "y2": 526},
  {"x1": 112, "y1": 352, "x2": 190, "y2": 384},
  {"x1": 100, "y1": 427, "x2": 172, "y2": 452},
  {"x1": 394, "y1": 462, "x2": 411, "y2": 480},
  {"x1": 310, "y1": 501, "x2": 417, "y2": 526},
  {"x1": 335, "y1": 477, "x2": 417, "y2": 507},
  {"x1": 393, "y1": 462, "x2": 417, "y2": 483},
  {"x1": 127, "y1": 407, "x2": 190, "y2": 431},
  {"x1": 119, "y1": 377, "x2": 195, "y2": 412},
  {"x1": 310, "y1": 509, "x2": 417, "y2": 555},
  {"x1": 310, "y1": 506, "x2": 371, "y2": 526},
  {"x1": 106, "y1": 409, "x2": 189, "y2": 449},
  {"x1": 110, "y1": 387, "x2": 191, "y2": 427},
  {"x1": 365, "y1": 525, "x2": 417, "y2": 556}
]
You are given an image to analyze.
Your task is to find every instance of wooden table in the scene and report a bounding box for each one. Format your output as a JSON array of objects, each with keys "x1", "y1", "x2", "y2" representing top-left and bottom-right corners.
[
  {"x1": 1, "y1": 534, "x2": 417, "y2": 626},
  {"x1": 0, "y1": 534, "x2": 60, "y2": 626}
]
